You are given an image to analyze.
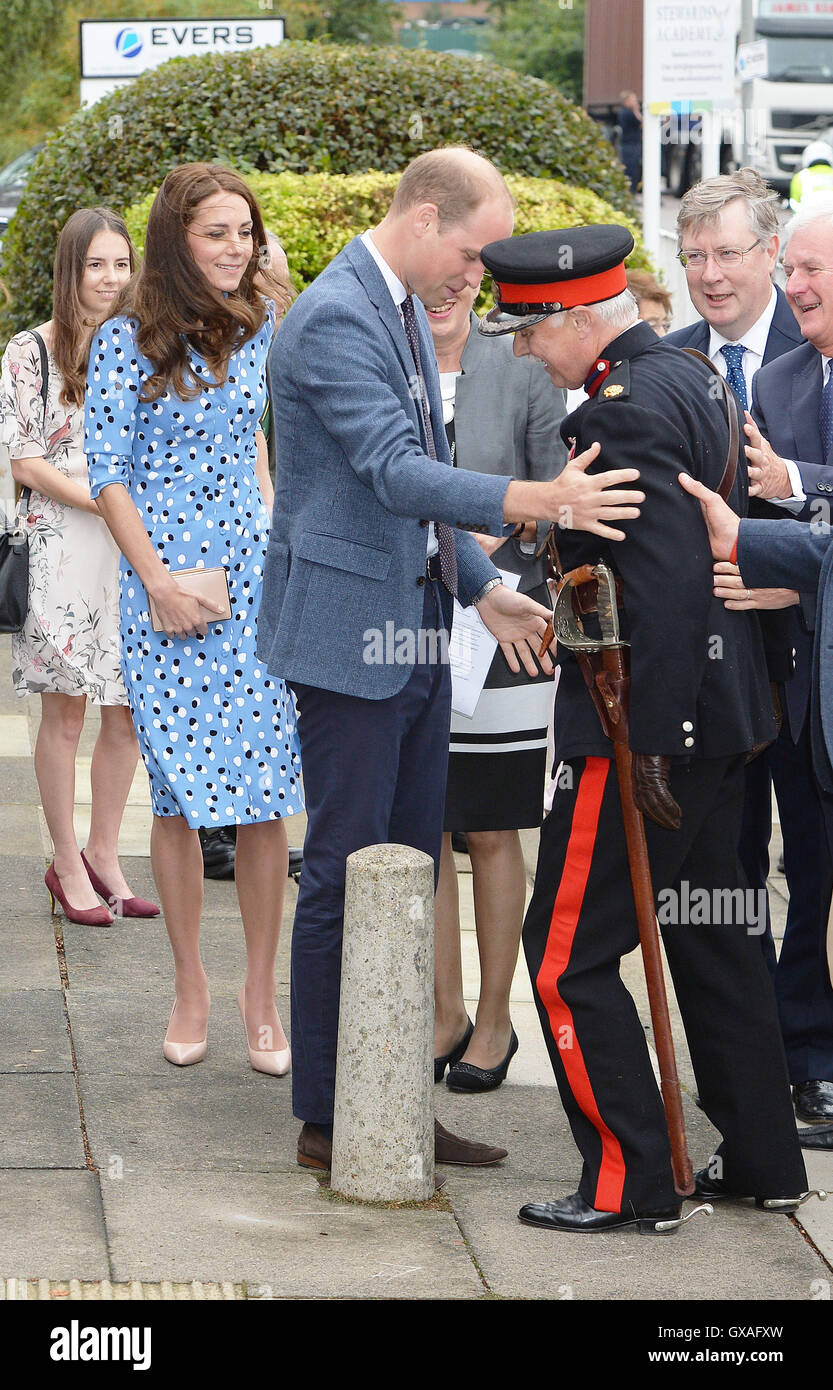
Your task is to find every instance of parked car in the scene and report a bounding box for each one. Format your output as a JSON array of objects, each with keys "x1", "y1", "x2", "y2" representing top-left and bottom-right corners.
[{"x1": 0, "y1": 146, "x2": 43, "y2": 255}]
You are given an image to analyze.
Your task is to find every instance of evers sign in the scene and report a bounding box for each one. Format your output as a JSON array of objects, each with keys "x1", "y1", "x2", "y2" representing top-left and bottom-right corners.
[{"x1": 80, "y1": 17, "x2": 286, "y2": 79}]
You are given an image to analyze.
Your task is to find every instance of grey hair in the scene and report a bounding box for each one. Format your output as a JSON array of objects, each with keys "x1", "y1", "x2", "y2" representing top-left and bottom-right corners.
[
  {"x1": 589, "y1": 288, "x2": 639, "y2": 331},
  {"x1": 782, "y1": 196, "x2": 833, "y2": 254},
  {"x1": 676, "y1": 168, "x2": 780, "y2": 249}
]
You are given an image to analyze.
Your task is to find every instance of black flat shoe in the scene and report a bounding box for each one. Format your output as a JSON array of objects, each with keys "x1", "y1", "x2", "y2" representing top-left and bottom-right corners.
[
  {"x1": 793, "y1": 1080, "x2": 833, "y2": 1124},
  {"x1": 446, "y1": 1027, "x2": 519, "y2": 1092},
  {"x1": 693, "y1": 1166, "x2": 826, "y2": 1213},
  {"x1": 434, "y1": 1017, "x2": 473, "y2": 1083},
  {"x1": 518, "y1": 1191, "x2": 697, "y2": 1234}
]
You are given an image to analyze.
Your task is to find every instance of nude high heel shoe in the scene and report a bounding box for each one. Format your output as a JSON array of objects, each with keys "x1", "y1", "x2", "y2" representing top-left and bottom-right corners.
[
  {"x1": 238, "y1": 987, "x2": 291, "y2": 1076},
  {"x1": 162, "y1": 1001, "x2": 207, "y2": 1067}
]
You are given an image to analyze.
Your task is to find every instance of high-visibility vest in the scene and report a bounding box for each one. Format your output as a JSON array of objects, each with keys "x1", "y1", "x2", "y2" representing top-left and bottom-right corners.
[{"x1": 790, "y1": 163, "x2": 833, "y2": 211}]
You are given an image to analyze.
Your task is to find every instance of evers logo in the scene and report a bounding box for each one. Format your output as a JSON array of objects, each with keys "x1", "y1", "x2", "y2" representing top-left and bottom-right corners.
[{"x1": 114, "y1": 27, "x2": 143, "y2": 59}]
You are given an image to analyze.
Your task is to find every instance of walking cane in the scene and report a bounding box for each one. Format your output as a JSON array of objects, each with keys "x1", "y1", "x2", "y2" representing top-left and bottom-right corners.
[{"x1": 545, "y1": 562, "x2": 695, "y2": 1197}]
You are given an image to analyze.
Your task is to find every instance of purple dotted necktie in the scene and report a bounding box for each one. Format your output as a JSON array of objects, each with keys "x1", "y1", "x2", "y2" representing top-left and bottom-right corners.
[
  {"x1": 401, "y1": 294, "x2": 458, "y2": 597},
  {"x1": 720, "y1": 343, "x2": 748, "y2": 413},
  {"x1": 820, "y1": 367, "x2": 833, "y2": 462}
]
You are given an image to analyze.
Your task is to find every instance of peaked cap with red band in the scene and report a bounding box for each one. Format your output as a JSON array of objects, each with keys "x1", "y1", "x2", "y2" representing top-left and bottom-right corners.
[{"x1": 478, "y1": 225, "x2": 635, "y2": 336}]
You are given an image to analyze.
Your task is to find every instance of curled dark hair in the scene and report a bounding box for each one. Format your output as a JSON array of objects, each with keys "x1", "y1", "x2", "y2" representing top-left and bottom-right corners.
[{"x1": 114, "y1": 163, "x2": 292, "y2": 402}]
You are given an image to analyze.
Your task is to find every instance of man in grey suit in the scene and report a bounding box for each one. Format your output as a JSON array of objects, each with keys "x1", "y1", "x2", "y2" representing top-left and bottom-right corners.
[
  {"x1": 667, "y1": 172, "x2": 833, "y2": 1128},
  {"x1": 257, "y1": 148, "x2": 643, "y2": 1169}
]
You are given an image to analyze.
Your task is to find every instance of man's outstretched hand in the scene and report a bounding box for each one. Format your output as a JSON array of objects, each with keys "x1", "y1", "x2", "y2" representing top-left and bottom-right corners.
[
  {"x1": 475, "y1": 585, "x2": 554, "y2": 678},
  {"x1": 678, "y1": 473, "x2": 740, "y2": 560}
]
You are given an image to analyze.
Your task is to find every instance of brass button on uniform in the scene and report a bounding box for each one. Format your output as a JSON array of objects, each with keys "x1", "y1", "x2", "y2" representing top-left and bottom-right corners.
[{"x1": 416, "y1": 575, "x2": 426, "y2": 587}]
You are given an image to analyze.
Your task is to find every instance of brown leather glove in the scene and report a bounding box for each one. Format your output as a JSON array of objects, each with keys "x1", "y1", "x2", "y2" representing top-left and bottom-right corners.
[{"x1": 632, "y1": 754, "x2": 682, "y2": 831}]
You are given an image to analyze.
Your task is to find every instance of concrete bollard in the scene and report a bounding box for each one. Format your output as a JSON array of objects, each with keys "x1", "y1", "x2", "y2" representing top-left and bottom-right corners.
[{"x1": 331, "y1": 843, "x2": 435, "y2": 1202}]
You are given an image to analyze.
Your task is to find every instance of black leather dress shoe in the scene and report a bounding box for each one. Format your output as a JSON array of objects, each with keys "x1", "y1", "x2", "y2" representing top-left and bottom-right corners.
[
  {"x1": 434, "y1": 1017, "x2": 473, "y2": 1083},
  {"x1": 288, "y1": 847, "x2": 303, "y2": 881},
  {"x1": 693, "y1": 1166, "x2": 824, "y2": 1212},
  {"x1": 793, "y1": 1080, "x2": 833, "y2": 1124},
  {"x1": 199, "y1": 826, "x2": 236, "y2": 880},
  {"x1": 518, "y1": 1191, "x2": 684, "y2": 1234},
  {"x1": 446, "y1": 1027, "x2": 519, "y2": 1092},
  {"x1": 798, "y1": 1123, "x2": 833, "y2": 1150}
]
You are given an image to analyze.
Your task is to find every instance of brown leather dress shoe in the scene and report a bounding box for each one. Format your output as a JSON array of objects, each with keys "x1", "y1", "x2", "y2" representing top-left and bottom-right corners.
[
  {"x1": 434, "y1": 1118, "x2": 507, "y2": 1166},
  {"x1": 296, "y1": 1123, "x2": 449, "y2": 1188}
]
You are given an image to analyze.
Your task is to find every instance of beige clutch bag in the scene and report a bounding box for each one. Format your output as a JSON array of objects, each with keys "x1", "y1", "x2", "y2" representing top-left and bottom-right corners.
[{"x1": 148, "y1": 566, "x2": 232, "y2": 632}]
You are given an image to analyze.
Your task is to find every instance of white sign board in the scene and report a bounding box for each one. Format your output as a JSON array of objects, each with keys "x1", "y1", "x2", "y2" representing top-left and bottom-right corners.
[
  {"x1": 80, "y1": 17, "x2": 285, "y2": 80},
  {"x1": 737, "y1": 39, "x2": 768, "y2": 81},
  {"x1": 644, "y1": 0, "x2": 737, "y2": 110}
]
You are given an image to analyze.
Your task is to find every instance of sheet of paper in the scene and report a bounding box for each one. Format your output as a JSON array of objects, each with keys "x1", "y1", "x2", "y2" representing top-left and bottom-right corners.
[{"x1": 449, "y1": 568, "x2": 521, "y2": 718}]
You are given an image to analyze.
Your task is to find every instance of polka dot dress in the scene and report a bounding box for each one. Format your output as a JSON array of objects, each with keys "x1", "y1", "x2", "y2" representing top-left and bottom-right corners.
[{"x1": 85, "y1": 300, "x2": 303, "y2": 828}]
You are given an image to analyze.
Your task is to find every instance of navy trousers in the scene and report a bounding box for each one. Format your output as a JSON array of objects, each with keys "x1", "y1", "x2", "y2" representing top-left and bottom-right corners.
[
  {"x1": 288, "y1": 580, "x2": 451, "y2": 1125},
  {"x1": 739, "y1": 717, "x2": 833, "y2": 1083}
]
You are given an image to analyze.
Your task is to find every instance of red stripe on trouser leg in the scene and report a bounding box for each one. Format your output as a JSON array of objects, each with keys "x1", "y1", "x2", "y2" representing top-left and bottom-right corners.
[{"x1": 535, "y1": 757, "x2": 628, "y2": 1213}]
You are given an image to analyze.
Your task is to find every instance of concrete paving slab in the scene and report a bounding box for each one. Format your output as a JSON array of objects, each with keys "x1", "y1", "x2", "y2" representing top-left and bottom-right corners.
[
  {"x1": 0, "y1": 805, "x2": 46, "y2": 856},
  {"x1": 78, "y1": 1065, "x2": 295, "y2": 1173},
  {"x1": 0, "y1": 990, "x2": 72, "y2": 1073},
  {"x1": 0, "y1": 1074, "x2": 86, "y2": 1167},
  {"x1": 0, "y1": 1171, "x2": 109, "y2": 1281},
  {"x1": 62, "y1": 910, "x2": 292, "y2": 992},
  {"x1": 67, "y1": 990, "x2": 292, "y2": 1078},
  {"x1": 0, "y1": 916, "x2": 62, "y2": 988},
  {"x1": 0, "y1": 855, "x2": 55, "y2": 921},
  {"x1": 102, "y1": 1169, "x2": 483, "y2": 1295},
  {"x1": 796, "y1": 1150, "x2": 833, "y2": 1268},
  {"x1": 0, "y1": 715, "x2": 31, "y2": 757},
  {"x1": 0, "y1": 757, "x2": 39, "y2": 802},
  {"x1": 445, "y1": 1174, "x2": 830, "y2": 1301}
]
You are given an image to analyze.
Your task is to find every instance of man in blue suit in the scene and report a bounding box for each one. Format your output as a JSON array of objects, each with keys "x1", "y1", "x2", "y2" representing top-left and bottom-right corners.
[
  {"x1": 257, "y1": 148, "x2": 644, "y2": 1169},
  {"x1": 667, "y1": 172, "x2": 833, "y2": 1128},
  {"x1": 680, "y1": 199, "x2": 833, "y2": 1147}
]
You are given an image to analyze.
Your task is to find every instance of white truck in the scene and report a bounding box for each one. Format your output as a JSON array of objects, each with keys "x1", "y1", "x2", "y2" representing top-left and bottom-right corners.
[{"x1": 738, "y1": 0, "x2": 833, "y2": 195}]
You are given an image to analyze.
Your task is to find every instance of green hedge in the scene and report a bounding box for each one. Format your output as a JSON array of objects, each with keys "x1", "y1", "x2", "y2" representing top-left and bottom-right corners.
[
  {"x1": 123, "y1": 170, "x2": 649, "y2": 314},
  {"x1": 0, "y1": 42, "x2": 632, "y2": 338}
]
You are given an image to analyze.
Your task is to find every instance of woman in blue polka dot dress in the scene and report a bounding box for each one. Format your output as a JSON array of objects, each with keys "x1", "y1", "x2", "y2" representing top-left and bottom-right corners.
[{"x1": 85, "y1": 164, "x2": 303, "y2": 1073}]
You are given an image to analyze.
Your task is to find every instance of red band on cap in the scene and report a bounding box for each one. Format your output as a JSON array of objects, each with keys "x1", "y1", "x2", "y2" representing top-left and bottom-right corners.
[{"x1": 496, "y1": 263, "x2": 627, "y2": 310}]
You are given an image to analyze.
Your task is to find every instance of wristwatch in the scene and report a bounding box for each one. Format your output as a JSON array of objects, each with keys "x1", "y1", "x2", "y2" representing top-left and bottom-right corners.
[{"x1": 470, "y1": 576, "x2": 504, "y2": 607}]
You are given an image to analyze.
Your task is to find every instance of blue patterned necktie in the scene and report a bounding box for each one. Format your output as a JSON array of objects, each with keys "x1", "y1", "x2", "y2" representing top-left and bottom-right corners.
[
  {"x1": 820, "y1": 365, "x2": 833, "y2": 462},
  {"x1": 401, "y1": 294, "x2": 458, "y2": 597},
  {"x1": 720, "y1": 343, "x2": 748, "y2": 413}
]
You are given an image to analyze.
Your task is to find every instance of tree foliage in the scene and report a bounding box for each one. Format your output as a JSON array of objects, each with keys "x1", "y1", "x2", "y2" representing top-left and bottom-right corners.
[
  {"x1": 0, "y1": 41, "x2": 631, "y2": 338},
  {"x1": 487, "y1": 0, "x2": 586, "y2": 105}
]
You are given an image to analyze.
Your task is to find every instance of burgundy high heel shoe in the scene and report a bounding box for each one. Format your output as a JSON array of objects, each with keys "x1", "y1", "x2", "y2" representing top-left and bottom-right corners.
[
  {"x1": 45, "y1": 862, "x2": 113, "y2": 927},
  {"x1": 80, "y1": 851, "x2": 160, "y2": 918}
]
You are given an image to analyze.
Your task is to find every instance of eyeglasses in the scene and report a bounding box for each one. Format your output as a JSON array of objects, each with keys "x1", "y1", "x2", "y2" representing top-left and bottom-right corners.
[
  {"x1": 643, "y1": 317, "x2": 673, "y2": 333},
  {"x1": 677, "y1": 241, "x2": 762, "y2": 270}
]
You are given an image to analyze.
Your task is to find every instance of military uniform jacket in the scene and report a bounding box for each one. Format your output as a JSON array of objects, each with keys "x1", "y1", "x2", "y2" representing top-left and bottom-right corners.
[{"x1": 552, "y1": 321, "x2": 775, "y2": 761}]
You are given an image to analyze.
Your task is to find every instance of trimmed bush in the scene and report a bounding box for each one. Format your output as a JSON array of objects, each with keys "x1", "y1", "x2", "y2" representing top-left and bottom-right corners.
[
  {"x1": 0, "y1": 42, "x2": 631, "y2": 337},
  {"x1": 123, "y1": 170, "x2": 650, "y2": 313}
]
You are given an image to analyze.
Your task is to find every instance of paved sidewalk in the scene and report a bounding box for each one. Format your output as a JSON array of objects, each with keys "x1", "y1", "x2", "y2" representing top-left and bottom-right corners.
[{"x1": 1, "y1": 636, "x2": 831, "y2": 1301}]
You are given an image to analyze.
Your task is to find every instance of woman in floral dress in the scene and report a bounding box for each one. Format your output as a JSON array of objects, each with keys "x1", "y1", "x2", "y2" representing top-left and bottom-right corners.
[
  {"x1": 85, "y1": 165, "x2": 303, "y2": 1072},
  {"x1": 1, "y1": 208, "x2": 158, "y2": 925}
]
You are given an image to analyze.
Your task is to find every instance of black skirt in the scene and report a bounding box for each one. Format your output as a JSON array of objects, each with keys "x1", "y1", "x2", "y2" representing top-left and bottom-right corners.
[{"x1": 444, "y1": 581, "x2": 554, "y2": 833}]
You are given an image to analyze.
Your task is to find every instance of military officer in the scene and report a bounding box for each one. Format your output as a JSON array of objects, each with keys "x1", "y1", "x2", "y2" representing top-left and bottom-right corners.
[{"x1": 479, "y1": 226, "x2": 810, "y2": 1234}]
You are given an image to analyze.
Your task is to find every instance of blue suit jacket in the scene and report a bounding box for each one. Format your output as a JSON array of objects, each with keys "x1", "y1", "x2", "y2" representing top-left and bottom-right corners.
[
  {"x1": 257, "y1": 236, "x2": 509, "y2": 698},
  {"x1": 667, "y1": 287, "x2": 813, "y2": 726},
  {"x1": 739, "y1": 519, "x2": 833, "y2": 792}
]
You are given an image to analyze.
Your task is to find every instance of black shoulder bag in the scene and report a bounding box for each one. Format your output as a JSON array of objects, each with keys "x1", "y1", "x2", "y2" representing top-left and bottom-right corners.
[{"x1": 0, "y1": 330, "x2": 48, "y2": 632}]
